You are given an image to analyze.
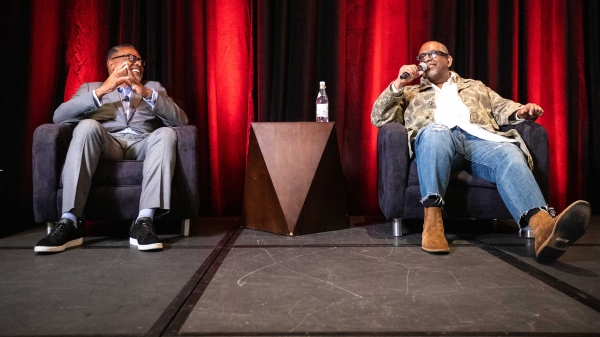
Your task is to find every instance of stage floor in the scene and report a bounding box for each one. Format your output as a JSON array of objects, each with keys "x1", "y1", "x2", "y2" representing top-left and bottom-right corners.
[{"x1": 1, "y1": 216, "x2": 599, "y2": 336}]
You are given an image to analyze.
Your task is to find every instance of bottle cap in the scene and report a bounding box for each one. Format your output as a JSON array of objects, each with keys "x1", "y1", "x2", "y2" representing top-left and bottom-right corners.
[{"x1": 320, "y1": 81, "x2": 326, "y2": 88}]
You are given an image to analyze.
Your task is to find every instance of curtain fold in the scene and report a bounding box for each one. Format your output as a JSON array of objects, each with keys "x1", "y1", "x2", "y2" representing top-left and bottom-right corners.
[
  {"x1": 205, "y1": 0, "x2": 253, "y2": 215},
  {"x1": 584, "y1": 0, "x2": 600, "y2": 212}
]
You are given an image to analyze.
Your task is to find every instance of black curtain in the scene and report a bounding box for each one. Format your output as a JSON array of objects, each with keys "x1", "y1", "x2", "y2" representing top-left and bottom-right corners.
[{"x1": 584, "y1": 0, "x2": 600, "y2": 212}]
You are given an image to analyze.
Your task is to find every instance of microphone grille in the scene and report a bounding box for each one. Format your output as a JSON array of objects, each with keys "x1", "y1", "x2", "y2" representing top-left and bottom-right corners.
[{"x1": 418, "y1": 62, "x2": 427, "y2": 71}]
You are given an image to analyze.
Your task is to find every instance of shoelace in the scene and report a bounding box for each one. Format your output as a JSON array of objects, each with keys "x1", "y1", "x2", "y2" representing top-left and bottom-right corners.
[
  {"x1": 48, "y1": 222, "x2": 70, "y2": 238},
  {"x1": 138, "y1": 221, "x2": 157, "y2": 237}
]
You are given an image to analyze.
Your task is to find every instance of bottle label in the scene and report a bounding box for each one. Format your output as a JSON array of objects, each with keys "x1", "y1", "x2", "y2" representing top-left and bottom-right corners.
[{"x1": 316, "y1": 103, "x2": 328, "y2": 117}]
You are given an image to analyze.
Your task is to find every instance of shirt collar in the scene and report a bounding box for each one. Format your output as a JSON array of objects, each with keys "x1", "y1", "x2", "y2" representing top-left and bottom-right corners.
[
  {"x1": 420, "y1": 71, "x2": 457, "y2": 88},
  {"x1": 117, "y1": 86, "x2": 132, "y2": 96},
  {"x1": 447, "y1": 72, "x2": 457, "y2": 84}
]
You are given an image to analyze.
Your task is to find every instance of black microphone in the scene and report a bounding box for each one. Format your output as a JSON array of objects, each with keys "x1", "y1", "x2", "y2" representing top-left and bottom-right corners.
[{"x1": 399, "y1": 62, "x2": 427, "y2": 80}]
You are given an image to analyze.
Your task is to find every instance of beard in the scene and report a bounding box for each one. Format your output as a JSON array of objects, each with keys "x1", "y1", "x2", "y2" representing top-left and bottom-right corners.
[{"x1": 424, "y1": 67, "x2": 437, "y2": 80}]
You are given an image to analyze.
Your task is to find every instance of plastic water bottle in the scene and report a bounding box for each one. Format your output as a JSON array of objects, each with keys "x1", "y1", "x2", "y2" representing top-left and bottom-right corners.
[{"x1": 316, "y1": 81, "x2": 329, "y2": 122}]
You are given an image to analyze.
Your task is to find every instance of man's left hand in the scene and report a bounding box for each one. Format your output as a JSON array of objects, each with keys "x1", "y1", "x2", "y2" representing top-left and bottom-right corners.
[
  {"x1": 517, "y1": 103, "x2": 544, "y2": 120},
  {"x1": 125, "y1": 65, "x2": 153, "y2": 99}
]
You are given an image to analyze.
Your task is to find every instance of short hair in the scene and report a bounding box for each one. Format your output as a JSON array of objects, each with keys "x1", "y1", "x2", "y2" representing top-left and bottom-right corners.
[{"x1": 106, "y1": 44, "x2": 137, "y2": 62}]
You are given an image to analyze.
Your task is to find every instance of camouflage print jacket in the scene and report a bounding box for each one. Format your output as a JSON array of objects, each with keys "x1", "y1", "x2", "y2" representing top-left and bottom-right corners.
[{"x1": 371, "y1": 72, "x2": 533, "y2": 169}]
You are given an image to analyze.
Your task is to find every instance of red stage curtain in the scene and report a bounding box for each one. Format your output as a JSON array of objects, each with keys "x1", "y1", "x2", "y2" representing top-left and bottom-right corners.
[
  {"x1": 204, "y1": 0, "x2": 253, "y2": 215},
  {"x1": 19, "y1": 0, "x2": 66, "y2": 229},
  {"x1": 518, "y1": 0, "x2": 588, "y2": 210},
  {"x1": 63, "y1": 0, "x2": 111, "y2": 100},
  {"x1": 2, "y1": 0, "x2": 591, "y2": 234}
]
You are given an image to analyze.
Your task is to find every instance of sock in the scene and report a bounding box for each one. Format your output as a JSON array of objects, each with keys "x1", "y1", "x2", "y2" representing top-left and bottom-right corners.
[
  {"x1": 137, "y1": 208, "x2": 155, "y2": 221},
  {"x1": 522, "y1": 208, "x2": 543, "y2": 227},
  {"x1": 422, "y1": 195, "x2": 444, "y2": 208},
  {"x1": 61, "y1": 212, "x2": 78, "y2": 228}
]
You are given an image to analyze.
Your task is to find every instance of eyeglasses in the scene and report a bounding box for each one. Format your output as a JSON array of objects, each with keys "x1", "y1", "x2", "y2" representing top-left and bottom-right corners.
[
  {"x1": 416, "y1": 50, "x2": 449, "y2": 62},
  {"x1": 110, "y1": 54, "x2": 146, "y2": 66}
]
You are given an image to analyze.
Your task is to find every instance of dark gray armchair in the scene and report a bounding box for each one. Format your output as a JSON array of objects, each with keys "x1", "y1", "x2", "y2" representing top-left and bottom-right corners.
[
  {"x1": 33, "y1": 123, "x2": 199, "y2": 236},
  {"x1": 377, "y1": 121, "x2": 550, "y2": 236}
]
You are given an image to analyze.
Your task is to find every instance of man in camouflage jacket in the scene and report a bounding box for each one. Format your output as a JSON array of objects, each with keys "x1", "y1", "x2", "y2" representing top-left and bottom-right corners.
[{"x1": 371, "y1": 41, "x2": 590, "y2": 262}]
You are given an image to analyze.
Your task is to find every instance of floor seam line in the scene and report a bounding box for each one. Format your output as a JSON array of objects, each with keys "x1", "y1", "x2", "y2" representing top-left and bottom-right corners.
[
  {"x1": 166, "y1": 331, "x2": 600, "y2": 336},
  {"x1": 468, "y1": 237, "x2": 600, "y2": 314},
  {"x1": 162, "y1": 226, "x2": 244, "y2": 336},
  {"x1": 143, "y1": 224, "x2": 240, "y2": 337}
]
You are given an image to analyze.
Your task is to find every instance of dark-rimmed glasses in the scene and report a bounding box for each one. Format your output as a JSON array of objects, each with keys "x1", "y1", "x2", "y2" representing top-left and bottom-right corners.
[
  {"x1": 416, "y1": 50, "x2": 449, "y2": 62},
  {"x1": 110, "y1": 54, "x2": 146, "y2": 66}
]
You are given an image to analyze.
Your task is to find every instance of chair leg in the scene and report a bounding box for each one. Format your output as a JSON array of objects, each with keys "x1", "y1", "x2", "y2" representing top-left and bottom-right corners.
[
  {"x1": 46, "y1": 222, "x2": 54, "y2": 235},
  {"x1": 392, "y1": 218, "x2": 403, "y2": 237},
  {"x1": 519, "y1": 225, "x2": 534, "y2": 239},
  {"x1": 181, "y1": 219, "x2": 190, "y2": 237}
]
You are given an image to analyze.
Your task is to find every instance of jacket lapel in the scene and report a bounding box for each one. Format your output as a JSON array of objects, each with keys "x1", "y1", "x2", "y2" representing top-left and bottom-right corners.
[
  {"x1": 455, "y1": 73, "x2": 471, "y2": 92},
  {"x1": 107, "y1": 90, "x2": 126, "y2": 121},
  {"x1": 128, "y1": 93, "x2": 143, "y2": 122}
]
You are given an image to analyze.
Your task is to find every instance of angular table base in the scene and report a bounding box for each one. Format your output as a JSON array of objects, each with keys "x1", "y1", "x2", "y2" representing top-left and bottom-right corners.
[{"x1": 243, "y1": 122, "x2": 349, "y2": 235}]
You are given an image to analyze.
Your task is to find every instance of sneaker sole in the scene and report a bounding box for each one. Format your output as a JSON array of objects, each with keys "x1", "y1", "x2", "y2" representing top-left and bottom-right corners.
[
  {"x1": 536, "y1": 200, "x2": 591, "y2": 262},
  {"x1": 129, "y1": 238, "x2": 163, "y2": 251},
  {"x1": 34, "y1": 237, "x2": 83, "y2": 253}
]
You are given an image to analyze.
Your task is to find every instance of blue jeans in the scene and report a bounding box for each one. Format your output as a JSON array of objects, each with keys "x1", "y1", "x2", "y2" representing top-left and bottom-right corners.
[{"x1": 414, "y1": 123, "x2": 547, "y2": 225}]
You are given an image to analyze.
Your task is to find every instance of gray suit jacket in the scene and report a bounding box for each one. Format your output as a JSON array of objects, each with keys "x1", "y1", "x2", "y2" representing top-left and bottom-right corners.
[{"x1": 53, "y1": 81, "x2": 188, "y2": 134}]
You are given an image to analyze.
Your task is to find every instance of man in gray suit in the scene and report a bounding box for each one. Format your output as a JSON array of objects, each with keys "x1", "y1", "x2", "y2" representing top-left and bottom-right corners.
[{"x1": 35, "y1": 44, "x2": 188, "y2": 253}]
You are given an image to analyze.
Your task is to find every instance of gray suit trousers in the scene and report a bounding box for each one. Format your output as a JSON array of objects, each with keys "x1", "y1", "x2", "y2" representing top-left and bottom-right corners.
[{"x1": 61, "y1": 119, "x2": 177, "y2": 217}]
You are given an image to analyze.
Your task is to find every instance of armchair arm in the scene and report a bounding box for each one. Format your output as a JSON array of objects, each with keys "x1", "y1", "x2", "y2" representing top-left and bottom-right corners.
[
  {"x1": 32, "y1": 123, "x2": 73, "y2": 223},
  {"x1": 173, "y1": 125, "x2": 199, "y2": 218},
  {"x1": 501, "y1": 121, "x2": 550, "y2": 200},
  {"x1": 377, "y1": 123, "x2": 410, "y2": 219}
]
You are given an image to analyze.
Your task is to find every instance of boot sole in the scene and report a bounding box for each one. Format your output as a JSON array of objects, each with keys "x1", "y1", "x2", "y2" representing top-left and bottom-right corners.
[
  {"x1": 421, "y1": 246, "x2": 449, "y2": 254},
  {"x1": 536, "y1": 200, "x2": 591, "y2": 262}
]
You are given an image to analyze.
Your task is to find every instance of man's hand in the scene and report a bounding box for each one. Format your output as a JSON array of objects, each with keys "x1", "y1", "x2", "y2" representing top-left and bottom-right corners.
[
  {"x1": 95, "y1": 62, "x2": 130, "y2": 99},
  {"x1": 125, "y1": 65, "x2": 152, "y2": 98},
  {"x1": 392, "y1": 64, "x2": 424, "y2": 91},
  {"x1": 517, "y1": 103, "x2": 544, "y2": 120}
]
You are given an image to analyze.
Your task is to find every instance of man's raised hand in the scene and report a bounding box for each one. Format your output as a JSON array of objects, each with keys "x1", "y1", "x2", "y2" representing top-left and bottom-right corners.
[
  {"x1": 125, "y1": 65, "x2": 152, "y2": 99},
  {"x1": 517, "y1": 103, "x2": 544, "y2": 120},
  {"x1": 95, "y1": 62, "x2": 129, "y2": 99},
  {"x1": 393, "y1": 64, "x2": 424, "y2": 91}
]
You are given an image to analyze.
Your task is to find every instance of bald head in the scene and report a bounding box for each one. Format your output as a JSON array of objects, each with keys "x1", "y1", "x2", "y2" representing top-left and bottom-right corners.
[{"x1": 419, "y1": 41, "x2": 449, "y2": 54}]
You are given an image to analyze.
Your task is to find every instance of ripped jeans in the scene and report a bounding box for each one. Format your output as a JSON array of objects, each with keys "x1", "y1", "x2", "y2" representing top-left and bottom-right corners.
[{"x1": 414, "y1": 123, "x2": 547, "y2": 226}]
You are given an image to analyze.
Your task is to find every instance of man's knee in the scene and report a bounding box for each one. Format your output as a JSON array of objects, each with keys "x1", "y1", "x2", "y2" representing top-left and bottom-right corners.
[
  {"x1": 416, "y1": 123, "x2": 453, "y2": 147},
  {"x1": 421, "y1": 122, "x2": 451, "y2": 134},
  {"x1": 497, "y1": 144, "x2": 528, "y2": 170},
  {"x1": 148, "y1": 127, "x2": 177, "y2": 145},
  {"x1": 72, "y1": 119, "x2": 104, "y2": 139}
]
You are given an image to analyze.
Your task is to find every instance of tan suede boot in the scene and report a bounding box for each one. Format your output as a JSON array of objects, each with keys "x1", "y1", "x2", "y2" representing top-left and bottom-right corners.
[
  {"x1": 528, "y1": 200, "x2": 591, "y2": 262},
  {"x1": 421, "y1": 207, "x2": 449, "y2": 254}
]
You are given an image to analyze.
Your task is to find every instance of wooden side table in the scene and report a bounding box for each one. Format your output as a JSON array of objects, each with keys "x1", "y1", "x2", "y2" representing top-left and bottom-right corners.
[{"x1": 243, "y1": 122, "x2": 349, "y2": 235}]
